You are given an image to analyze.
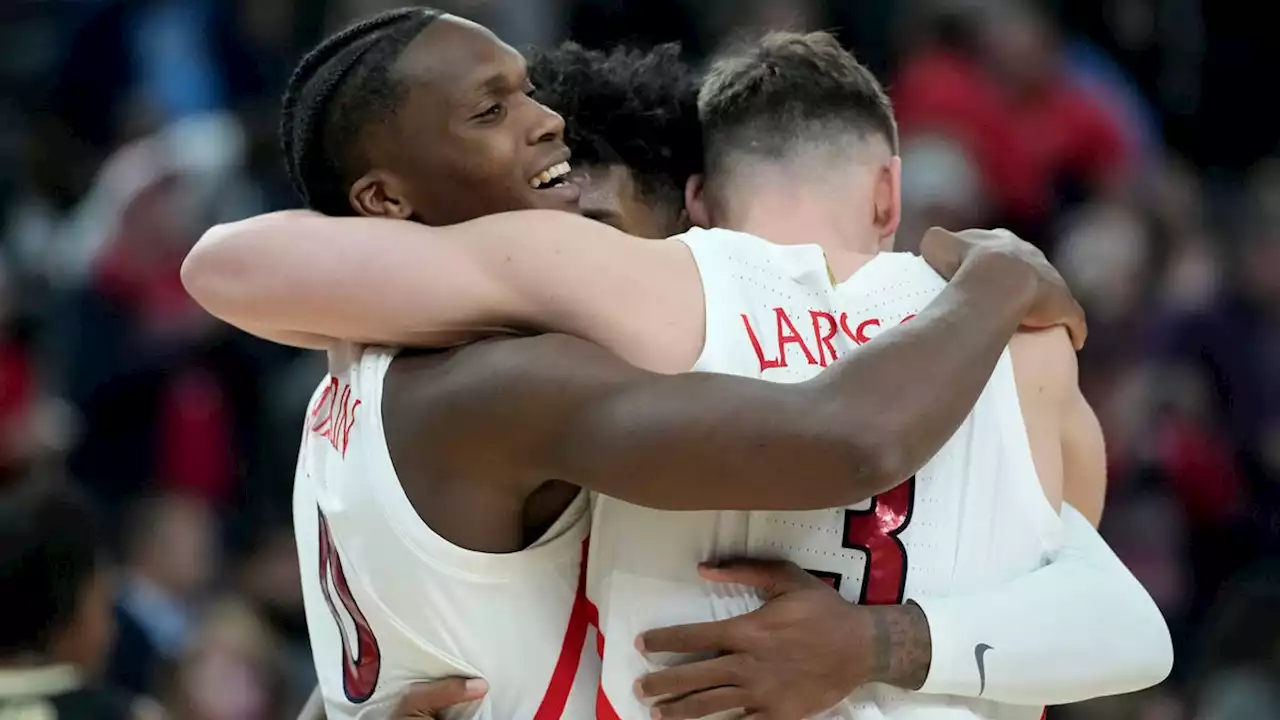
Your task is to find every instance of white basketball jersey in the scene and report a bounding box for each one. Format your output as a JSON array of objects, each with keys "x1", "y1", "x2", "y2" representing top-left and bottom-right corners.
[
  {"x1": 294, "y1": 345, "x2": 598, "y2": 719},
  {"x1": 587, "y1": 228, "x2": 1063, "y2": 720}
]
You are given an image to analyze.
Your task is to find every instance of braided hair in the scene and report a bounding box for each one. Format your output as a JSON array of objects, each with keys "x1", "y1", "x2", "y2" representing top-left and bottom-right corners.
[{"x1": 280, "y1": 7, "x2": 442, "y2": 216}]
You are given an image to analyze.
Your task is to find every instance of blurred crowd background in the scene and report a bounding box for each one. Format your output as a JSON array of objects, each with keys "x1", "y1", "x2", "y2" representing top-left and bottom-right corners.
[{"x1": 0, "y1": 0, "x2": 1277, "y2": 718}]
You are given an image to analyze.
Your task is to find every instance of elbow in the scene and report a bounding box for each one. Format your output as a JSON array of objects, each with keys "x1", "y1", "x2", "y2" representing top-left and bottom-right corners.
[
  {"x1": 825, "y1": 414, "x2": 913, "y2": 502},
  {"x1": 182, "y1": 218, "x2": 273, "y2": 323},
  {"x1": 849, "y1": 439, "x2": 910, "y2": 499},
  {"x1": 1110, "y1": 588, "x2": 1175, "y2": 694},
  {"x1": 182, "y1": 223, "x2": 240, "y2": 315},
  {"x1": 841, "y1": 408, "x2": 916, "y2": 495},
  {"x1": 810, "y1": 387, "x2": 926, "y2": 500},
  {"x1": 1132, "y1": 604, "x2": 1175, "y2": 690}
]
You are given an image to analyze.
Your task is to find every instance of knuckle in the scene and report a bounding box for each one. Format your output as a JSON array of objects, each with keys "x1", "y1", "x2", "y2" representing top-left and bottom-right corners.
[{"x1": 637, "y1": 674, "x2": 662, "y2": 697}]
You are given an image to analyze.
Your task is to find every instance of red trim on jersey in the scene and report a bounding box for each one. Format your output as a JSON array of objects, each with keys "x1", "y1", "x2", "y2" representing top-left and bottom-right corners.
[
  {"x1": 532, "y1": 540, "x2": 593, "y2": 720},
  {"x1": 583, "y1": 600, "x2": 622, "y2": 720}
]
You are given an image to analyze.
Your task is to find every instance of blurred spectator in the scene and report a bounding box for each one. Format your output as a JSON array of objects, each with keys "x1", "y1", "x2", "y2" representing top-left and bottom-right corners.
[
  {"x1": 230, "y1": 517, "x2": 314, "y2": 706},
  {"x1": 109, "y1": 495, "x2": 217, "y2": 696},
  {"x1": 895, "y1": 134, "x2": 986, "y2": 254},
  {"x1": 893, "y1": 0, "x2": 1134, "y2": 243},
  {"x1": 1193, "y1": 562, "x2": 1280, "y2": 718},
  {"x1": 164, "y1": 599, "x2": 289, "y2": 720},
  {"x1": 0, "y1": 478, "x2": 157, "y2": 718}
]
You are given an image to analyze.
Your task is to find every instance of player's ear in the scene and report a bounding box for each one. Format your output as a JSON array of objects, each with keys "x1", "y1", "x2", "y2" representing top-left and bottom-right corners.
[
  {"x1": 685, "y1": 174, "x2": 712, "y2": 229},
  {"x1": 350, "y1": 171, "x2": 415, "y2": 220},
  {"x1": 873, "y1": 156, "x2": 902, "y2": 241}
]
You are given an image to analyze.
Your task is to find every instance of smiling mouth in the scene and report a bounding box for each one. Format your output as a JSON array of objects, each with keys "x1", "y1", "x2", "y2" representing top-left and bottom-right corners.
[{"x1": 530, "y1": 162, "x2": 571, "y2": 189}]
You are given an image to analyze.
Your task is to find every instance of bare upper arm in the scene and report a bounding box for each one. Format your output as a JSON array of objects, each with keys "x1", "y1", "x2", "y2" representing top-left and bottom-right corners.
[
  {"x1": 1009, "y1": 326, "x2": 1106, "y2": 525},
  {"x1": 1060, "y1": 389, "x2": 1106, "y2": 526},
  {"x1": 1009, "y1": 327, "x2": 1073, "y2": 512},
  {"x1": 183, "y1": 210, "x2": 704, "y2": 371}
]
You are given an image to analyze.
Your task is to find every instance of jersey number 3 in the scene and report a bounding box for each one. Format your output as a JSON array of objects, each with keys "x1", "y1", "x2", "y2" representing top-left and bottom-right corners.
[
  {"x1": 813, "y1": 477, "x2": 916, "y2": 605},
  {"x1": 319, "y1": 509, "x2": 382, "y2": 703}
]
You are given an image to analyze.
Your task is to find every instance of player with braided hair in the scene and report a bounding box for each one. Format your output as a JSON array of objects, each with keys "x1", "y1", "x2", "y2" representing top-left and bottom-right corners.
[
  {"x1": 278, "y1": 7, "x2": 442, "y2": 216},
  {"x1": 277, "y1": 6, "x2": 578, "y2": 233}
]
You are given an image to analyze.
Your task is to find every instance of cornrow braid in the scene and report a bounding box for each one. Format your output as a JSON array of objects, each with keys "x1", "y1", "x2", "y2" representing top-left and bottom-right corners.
[{"x1": 280, "y1": 7, "x2": 442, "y2": 216}]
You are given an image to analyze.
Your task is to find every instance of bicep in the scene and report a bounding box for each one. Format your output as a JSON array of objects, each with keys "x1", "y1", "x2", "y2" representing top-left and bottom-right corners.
[
  {"x1": 183, "y1": 213, "x2": 525, "y2": 348},
  {"x1": 185, "y1": 211, "x2": 703, "y2": 369},
  {"x1": 421, "y1": 335, "x2": 875, "y2": 512},
  {"x1": 1010, "y1": 328, "x2": 1073, "y2": 513},
  {"x1": 470, "y1": 212, "x2": 704, "y2": 372},
  {"x1": 1061, "y1": 392, "x2": 1106, "y2": 526},
  {"x1": 1012, "y1": 328, "x2": 1105, "y2": 526}
]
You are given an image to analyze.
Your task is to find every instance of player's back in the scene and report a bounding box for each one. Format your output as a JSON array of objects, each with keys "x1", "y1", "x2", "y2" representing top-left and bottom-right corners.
[
  {"x1": 587, "y1": 228, "x2": 1063, "y2": 720},
  {"x1": 294, "y1": 344, "x2": 597, "y2": 719}
]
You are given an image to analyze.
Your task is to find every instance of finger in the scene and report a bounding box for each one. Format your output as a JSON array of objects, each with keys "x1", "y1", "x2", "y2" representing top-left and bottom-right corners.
[
  {"x1": 1023, "y1": 301, "x2": 1087, "y2": 351},
  {"x1": 698, "y1": 558, "x2": 819, "y2": 599},
  {"x1": 635, "y1": 655, "x2": 743, "y2": 700},
  {"x1": 652, "y1": 687, "x2": 752, "y2": 720},
  {"x1": 393, "y1": 678, "x2": 488, "y2": 717},
  {"x1": 639, "y1": 619, "x2": 732, "y2": 654},
  {"x1": 918, "y1": 227, "x2": 962, "y2": 275}
]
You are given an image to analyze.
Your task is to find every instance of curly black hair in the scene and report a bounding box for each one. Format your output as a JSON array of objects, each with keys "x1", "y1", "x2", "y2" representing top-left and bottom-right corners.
[
  {"x1": 279, "y1": 7, "x2": 442, "y2": 216},
  {"x1": 529, "y1": 42, "x2": 702, "y2": 209}
]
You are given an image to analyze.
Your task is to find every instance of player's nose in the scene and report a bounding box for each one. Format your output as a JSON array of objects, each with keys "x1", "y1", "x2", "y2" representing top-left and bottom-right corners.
[{"x1": 528, "y1": 100, "x2": 566, "y2": 146}]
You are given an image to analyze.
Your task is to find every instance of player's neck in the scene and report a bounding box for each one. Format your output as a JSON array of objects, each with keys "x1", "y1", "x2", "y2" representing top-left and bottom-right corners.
[{"x1": 720, "y1": 190, "x2": 885, "y2": 280}]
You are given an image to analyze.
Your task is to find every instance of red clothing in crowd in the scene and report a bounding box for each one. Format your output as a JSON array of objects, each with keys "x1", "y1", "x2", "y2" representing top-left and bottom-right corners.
[{"x1": 893, "y1": 49, "x2": 1132, "y2": 223}]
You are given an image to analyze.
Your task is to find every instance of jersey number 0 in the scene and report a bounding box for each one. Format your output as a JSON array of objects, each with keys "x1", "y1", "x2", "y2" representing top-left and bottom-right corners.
[{"x1": 318, "y1": 509, "x2": 382, "y2": 703}]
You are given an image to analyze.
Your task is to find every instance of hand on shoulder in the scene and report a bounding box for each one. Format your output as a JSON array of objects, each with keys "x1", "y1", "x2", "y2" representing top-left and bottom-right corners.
[{"x1": 920, "y1": 227, "x2": 1087, "y2": 350}]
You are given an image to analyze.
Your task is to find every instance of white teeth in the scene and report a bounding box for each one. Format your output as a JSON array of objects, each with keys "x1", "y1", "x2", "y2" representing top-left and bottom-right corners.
[{"x1": 530, "y1": 162, "x2": 572, "y2": 189}]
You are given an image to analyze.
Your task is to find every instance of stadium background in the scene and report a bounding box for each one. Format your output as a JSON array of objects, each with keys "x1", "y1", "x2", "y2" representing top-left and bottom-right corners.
[{"x1": 1, "y1": 0, "x2": 1277, "y2": 718}]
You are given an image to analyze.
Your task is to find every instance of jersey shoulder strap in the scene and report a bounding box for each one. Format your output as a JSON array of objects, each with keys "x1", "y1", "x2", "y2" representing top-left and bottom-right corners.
[{"x1": 673, "y1": 228, "x2": 834, "y2": 373}]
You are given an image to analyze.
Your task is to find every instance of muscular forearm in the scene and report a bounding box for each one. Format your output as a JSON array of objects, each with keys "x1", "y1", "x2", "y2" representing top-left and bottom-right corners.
[
  {"x1": 909, "y1": 504, "x2": 1173, "y2": 704},
  {"x1": 541, "y1": 253, "x2": 1040, "y2": 510}
]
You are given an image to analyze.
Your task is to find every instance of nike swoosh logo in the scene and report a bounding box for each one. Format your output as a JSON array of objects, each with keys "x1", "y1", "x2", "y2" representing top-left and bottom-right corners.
[{"x1": 974, "y1": 643, "x2": 994, "y2": 696}]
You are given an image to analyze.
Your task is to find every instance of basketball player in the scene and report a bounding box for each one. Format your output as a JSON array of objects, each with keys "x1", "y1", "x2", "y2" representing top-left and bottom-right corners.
[
  {"x1": 0, "y1": 479, "x2": 161, "y2": 720},
  {"x1": 184, "y1": 13, "x2": 1170, "y2": 720},
  {"x1": 527, "y1": 41, "x2": 702, "y2": 238}
]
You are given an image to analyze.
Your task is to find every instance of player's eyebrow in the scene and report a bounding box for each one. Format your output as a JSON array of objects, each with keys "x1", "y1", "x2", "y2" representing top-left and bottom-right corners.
[{"x1": 475, "y1": 59, "x2": 528, "y2": 95}]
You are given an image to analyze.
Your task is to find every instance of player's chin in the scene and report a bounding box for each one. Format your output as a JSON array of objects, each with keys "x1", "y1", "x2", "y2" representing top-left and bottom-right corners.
[{"x1": 528, "y1": 180, "x2": 582, "y2": 214}]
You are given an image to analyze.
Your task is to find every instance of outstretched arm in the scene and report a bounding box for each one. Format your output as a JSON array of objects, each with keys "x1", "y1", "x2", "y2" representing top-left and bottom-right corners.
[
  {"x1": 183, "y1": 210, "x2": 705, "y2": 371},
  {"x1": 184, "y1": 213, "x2": 1085, "y2": 370},
  {"x1": 402, "y1": 249, "x2": 1046, "y2": 511}
]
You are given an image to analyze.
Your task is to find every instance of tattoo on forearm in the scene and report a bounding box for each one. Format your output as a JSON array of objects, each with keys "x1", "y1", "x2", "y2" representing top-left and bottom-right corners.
[{"x1": 869, "y1": 602, "x2": 932, "y2": 690}]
